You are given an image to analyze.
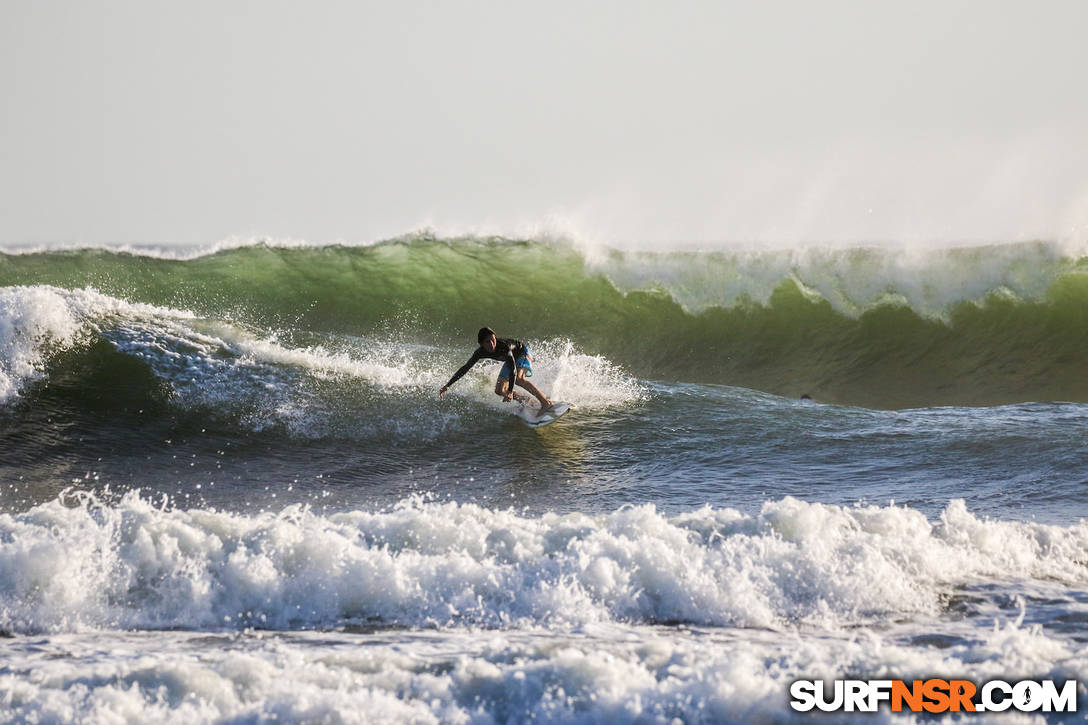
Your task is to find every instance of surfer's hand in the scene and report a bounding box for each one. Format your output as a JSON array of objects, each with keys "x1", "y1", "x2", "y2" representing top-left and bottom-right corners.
[{"x1": 439, "y1": 386, "x2": 448, "y2": 399}]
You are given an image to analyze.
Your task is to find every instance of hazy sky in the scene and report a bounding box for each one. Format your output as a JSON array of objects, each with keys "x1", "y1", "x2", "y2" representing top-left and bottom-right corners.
[{"x1": 2, "y1": 0, "x2": 1087, "y2": 247}]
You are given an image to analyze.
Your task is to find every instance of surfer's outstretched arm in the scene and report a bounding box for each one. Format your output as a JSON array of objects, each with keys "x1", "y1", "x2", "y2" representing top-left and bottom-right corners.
[{"x1": 439, "y1": 350, "x2": 481, "y2": 397}]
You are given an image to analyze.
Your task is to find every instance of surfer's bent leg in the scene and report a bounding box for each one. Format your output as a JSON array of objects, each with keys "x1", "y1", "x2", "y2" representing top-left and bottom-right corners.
[
  {"x1": 495, "y1": 375, "x2": 528, "y2": 402},
  {"x1": 514, "y1": 369, "x2": 551, "y2": 409}
]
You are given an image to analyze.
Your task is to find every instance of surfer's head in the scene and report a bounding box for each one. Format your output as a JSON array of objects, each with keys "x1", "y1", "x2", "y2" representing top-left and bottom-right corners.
[{"x1": 478, "y1": 327, "x2": 496, "y2": 351}]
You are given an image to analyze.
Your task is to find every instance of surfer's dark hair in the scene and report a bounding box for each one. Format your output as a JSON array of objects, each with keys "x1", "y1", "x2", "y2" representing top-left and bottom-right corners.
[{"x1": 478, "y1": 327, "x2": 495, "y2": 344}]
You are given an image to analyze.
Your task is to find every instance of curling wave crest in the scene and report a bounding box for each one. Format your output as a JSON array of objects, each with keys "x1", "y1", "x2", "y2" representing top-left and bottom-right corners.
[{"x1": 0, "y1": 285, "x2": 640, "y2": 438}]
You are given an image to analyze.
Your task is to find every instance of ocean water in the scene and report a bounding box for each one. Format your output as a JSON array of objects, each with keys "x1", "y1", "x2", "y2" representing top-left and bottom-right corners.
[{"x1": 1, "y1": 236, "x2": 1086, "y2": 723}]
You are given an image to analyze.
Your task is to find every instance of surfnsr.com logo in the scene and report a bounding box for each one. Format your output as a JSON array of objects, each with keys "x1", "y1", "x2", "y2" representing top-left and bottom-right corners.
[{"x1": 789, "y1": 679, "x2": 1079, "y2": 714}]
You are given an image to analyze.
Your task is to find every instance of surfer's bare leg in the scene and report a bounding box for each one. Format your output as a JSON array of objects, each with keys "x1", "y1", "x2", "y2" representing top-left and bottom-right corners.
[
  {"x1": 495, "y1": 378, "x2": 528, "y2": 403},
  {"x1": 513, "y1": 369, "x2": 552, "y2": 409}
]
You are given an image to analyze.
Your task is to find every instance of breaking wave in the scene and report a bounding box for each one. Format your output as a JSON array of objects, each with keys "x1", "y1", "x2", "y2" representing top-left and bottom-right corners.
[{"x1": 3, "y1": 235, "x2": 1088, "y2": 408}]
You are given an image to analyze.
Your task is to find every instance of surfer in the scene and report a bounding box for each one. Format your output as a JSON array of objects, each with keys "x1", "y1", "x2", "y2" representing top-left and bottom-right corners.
[{"x1": 439, "y1": 327, "x2": 553, "y2": 411}]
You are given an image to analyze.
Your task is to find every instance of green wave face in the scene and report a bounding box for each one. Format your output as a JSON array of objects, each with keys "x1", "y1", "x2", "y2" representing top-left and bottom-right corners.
[{"x1": 3, "y1": 237, "x2": 1088, "y2": 409}]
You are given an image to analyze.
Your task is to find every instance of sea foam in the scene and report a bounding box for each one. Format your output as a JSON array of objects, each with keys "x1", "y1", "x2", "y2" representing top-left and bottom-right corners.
[
  {"x1": 1, "y1": 493, "x2": 1085, "y2": 635},
  {"x1": 3, "y1": 621, "x2": 1083, "y2": 724}
]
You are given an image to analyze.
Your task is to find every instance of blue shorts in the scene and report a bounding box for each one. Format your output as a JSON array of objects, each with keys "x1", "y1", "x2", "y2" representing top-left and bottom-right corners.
[{"x1": 498, "y1": 347, "x2": 533, "y2": 381}]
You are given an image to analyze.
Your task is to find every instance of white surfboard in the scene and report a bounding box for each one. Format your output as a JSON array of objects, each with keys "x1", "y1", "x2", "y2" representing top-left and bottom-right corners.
[{"x1": 515, "y1": 401, "x2": 573, "y2": 428}]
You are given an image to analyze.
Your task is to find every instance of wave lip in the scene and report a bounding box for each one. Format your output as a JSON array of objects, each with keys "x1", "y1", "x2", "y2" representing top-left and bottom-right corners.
[
  {"x1": 2, "y1": 235, "x2": 1079, "y2": 314},
  {"x1": 1, "y1": 493, "x2": 1085, "y2": 635},
  {"x1": 0, "y1": 286, "x2": 84, "y2": 403},
  {"x1": 0, "y1": 285, "x2": 206, "y2": 405}
]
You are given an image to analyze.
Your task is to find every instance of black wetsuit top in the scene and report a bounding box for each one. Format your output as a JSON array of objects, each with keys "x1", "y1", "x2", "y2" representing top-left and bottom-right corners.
[{"x1": 444, "y1": 337, "x2": 528, "y2": 390}]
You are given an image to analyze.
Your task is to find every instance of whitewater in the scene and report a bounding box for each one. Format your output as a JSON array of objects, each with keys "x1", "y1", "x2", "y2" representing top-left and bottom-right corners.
[{"x1": 1, "y1": 235, "x2": 1087, "y2": 723}]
